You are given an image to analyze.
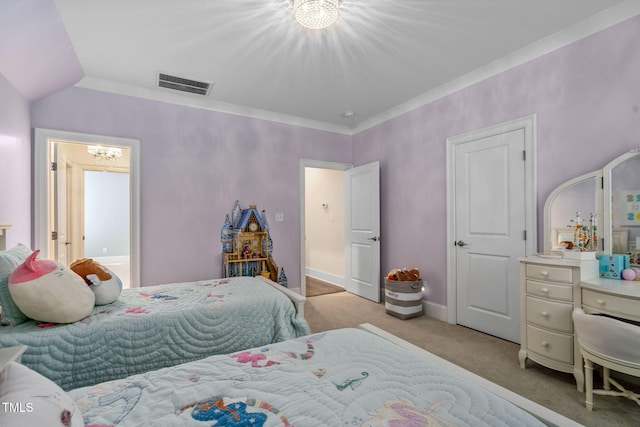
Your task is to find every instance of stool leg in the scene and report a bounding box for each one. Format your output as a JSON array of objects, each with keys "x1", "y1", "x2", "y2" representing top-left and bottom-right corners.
[
  {"x1": 585, "y1": 358, "x2": 594, "y2": 411},
  {"x1": 602, "y1": 367, "x2": 611, "y2": 391}
]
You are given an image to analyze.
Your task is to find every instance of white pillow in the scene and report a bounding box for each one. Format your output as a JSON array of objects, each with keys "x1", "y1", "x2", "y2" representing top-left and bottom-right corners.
[{"x1": 0, "y1": 362, "x2": 84, "y2": 427}]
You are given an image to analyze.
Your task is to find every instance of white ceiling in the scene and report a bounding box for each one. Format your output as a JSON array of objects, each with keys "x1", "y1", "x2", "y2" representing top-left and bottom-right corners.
[{"x1": 54, "y1": 0, "x2": 633, "y2": 133}]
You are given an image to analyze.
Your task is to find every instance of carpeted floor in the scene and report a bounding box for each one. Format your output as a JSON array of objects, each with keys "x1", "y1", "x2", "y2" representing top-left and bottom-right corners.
[
  {"x1": 305, "y1": 276, "x2": 345, "y2": 297},
  {"x1": 304, "y1": 291, "x2": 640, "y2": 427}
]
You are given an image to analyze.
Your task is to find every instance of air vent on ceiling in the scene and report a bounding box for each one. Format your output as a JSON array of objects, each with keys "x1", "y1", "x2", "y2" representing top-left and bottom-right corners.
[{"x1": 157, "y1": 73, "x2": 212, "y2": 96}]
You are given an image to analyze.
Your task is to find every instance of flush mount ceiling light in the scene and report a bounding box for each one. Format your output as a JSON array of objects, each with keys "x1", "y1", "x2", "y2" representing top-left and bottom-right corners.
[
  {"x1": 291, "y1": 0, "x2": 342, "y2": 30},
  {"x1": 87, "y1": 145, "x2": 122, "y2": 163}
]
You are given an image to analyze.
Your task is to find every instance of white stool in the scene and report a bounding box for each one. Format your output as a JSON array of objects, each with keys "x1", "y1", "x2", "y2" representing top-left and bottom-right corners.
[{"x1": 572, "y1": 308, "x2": 640, "y2": 411}]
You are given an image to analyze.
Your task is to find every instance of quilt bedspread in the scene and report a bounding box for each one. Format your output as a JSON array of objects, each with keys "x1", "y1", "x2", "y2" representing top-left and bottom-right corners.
[
  {"x1": 69, "y1": 328, "x2": 545, "y2": 427},
  {"x1": 0, "y1": 277, "x2": 309, "y2": 391}
]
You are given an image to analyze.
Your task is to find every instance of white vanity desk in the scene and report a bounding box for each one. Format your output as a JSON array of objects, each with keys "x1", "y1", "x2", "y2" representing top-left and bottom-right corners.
[
  {"x1": 580, "y1": 277, "x2": 640, "y2": 323},
  {"x1": 518, "y1": 256, "x2": 597, "y2": 392},
  {"x1": 519, "y1": 255, "x2": 640, "y2": 392},
  {"x1": 524, "y1": 148, "x2": 640, "y2": 391}
]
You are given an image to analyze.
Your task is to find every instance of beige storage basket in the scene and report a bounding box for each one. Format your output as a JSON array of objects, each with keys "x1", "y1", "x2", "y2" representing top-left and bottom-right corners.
[{"x1": 384, "y1": 278, "x2": 423, "y2": 319}]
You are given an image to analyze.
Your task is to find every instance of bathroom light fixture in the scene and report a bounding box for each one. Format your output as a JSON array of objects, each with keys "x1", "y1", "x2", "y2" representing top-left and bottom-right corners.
[
  {"x1": 87, "y1": 145, "x2": 122, "y2": 163},
  {"x1": 290, "y1": 0, "x2": 341, "y2": 30}
]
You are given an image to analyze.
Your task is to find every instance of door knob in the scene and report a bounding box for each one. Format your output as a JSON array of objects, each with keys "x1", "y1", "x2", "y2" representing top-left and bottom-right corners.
[
  {"x1": 367, "y1": 236, "x2": 380, "y2": 242},
  {"x1": 455, "y1": 240, "x2": 468, "y2": 247}
]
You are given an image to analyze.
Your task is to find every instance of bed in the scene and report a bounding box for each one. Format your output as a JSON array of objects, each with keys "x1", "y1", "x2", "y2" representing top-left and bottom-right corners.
[
  {"x1": 0, "y1": 324, "x2": 583, "y2": 427},
  {"x1": 0, "y1": 263, "x2": 309, "y2": 391}
]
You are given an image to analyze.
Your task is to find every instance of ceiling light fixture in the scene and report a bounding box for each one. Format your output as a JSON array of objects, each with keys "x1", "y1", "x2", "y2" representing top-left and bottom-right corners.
[
  {"x1": 87, "y1": 145, "x2": 123, "y2": 163},
  {"x1": 291, "y1": 0, "x2": 341, "y2": 30}
]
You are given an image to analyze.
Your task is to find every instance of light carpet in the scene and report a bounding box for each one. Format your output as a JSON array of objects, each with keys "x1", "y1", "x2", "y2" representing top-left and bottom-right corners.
[{"x1": 304, "y1": 291, "x2": 640, "y2": 427}]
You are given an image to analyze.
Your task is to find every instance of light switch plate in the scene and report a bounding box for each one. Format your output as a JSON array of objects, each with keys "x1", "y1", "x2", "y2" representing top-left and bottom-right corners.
[{"x1": 275, "y1": 212, "x2": 284, "y2": 222}]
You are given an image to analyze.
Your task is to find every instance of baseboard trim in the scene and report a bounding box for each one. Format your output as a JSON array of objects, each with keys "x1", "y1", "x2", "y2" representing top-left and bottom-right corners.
[
  {"x1": 304, "y1": 269, "x2": 448, "y2": 322},
  {"x1": 423, "y1": 300, "x2": 448, "y2": 322},
  {"x1": 305, "y1": 267, "x2": 344, "y2": 288}
]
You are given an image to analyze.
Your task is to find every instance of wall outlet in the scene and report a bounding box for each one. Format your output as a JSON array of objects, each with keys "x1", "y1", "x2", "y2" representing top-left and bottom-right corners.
[
  {"x1": 275, "y1": 212, "x2": 284, "y2": 222},
  {"x1": 102, "y1": 247, "x2": 108, "y2": 254}
]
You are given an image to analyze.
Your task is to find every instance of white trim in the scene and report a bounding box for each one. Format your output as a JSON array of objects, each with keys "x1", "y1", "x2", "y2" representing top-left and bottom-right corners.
[
  {"x1": 445, "y1": 115, "x2": 537, "y2": 326},
  {"x1": 304, "y1": 266, "x2": 345, "y2": 288},
  {"x1": 33, "y1": 128, "x2": 141, "y2": 288},
  {"x1": 358, "y1": 323, "x2": 584, "y2": 427},
  {"x1": 72, "y1": 3, "x2": 639, "y2": 135},
  {"x1": 299, "y1": 159, "x2": 352, "y2": 297},
  {"x1": 75, "y1": 76, "x2": 353, "y2": 135},
  {"x1": 352, "y1": 1, "x2": 640, "y2": 134},
  {"x1": 423, "y1": 300, "x2": 447, "y2": 322}
]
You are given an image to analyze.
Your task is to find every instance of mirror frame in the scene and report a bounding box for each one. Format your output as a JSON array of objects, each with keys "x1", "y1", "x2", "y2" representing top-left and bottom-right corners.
[
  {"x1": 602, "y1": 149, "x2": 640, "y2": 254},
  {"x1": 543, "y1": 170, "x2": 603, "y2": 254}
]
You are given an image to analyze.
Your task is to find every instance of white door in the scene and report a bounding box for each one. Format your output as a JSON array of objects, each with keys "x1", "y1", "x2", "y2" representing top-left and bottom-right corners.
[
  {"x1": 52, "y1": 146, "x2": 70, "y2": 266},
  {"x1": 344, "y1": 161, "x2": 381, "y2": 302},
  {"x1": 453, "y1": 128, "x2": 527, "y2": 343}
]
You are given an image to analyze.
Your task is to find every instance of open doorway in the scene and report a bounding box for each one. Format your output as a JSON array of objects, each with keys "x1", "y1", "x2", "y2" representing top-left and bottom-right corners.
[
  {"x1": 34, "y1": 128, "x2": 140, "y2": 288},
  {"x1": 304, "y1": 166, "x2": 345, "y2": 297},
  {"x1": 299, "y1": 159, "x2": 381, "y2": 302},
  {"x1": 83, "y1": 169, "x2": 131, "y2": 288},
  {"x1": 299, "y1": 160, "x2": 350, "y2": 297}
]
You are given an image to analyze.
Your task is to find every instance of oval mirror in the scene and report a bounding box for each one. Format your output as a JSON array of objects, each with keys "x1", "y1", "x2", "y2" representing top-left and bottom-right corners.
[
  {"x1": 543, "y1": 171, "x2": 602, "y2": 254},
  {"x1": 603, "y1": 150, "x2": 640, "y2": 263}
]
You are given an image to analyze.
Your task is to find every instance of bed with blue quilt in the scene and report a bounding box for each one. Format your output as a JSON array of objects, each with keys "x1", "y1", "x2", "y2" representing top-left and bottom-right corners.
[
  {"x1": 4, "y1": 325, "x2": 576, "y2": 426},
  {"x1": 0, "y1": 275, "x2": 309, "y2": 391}
]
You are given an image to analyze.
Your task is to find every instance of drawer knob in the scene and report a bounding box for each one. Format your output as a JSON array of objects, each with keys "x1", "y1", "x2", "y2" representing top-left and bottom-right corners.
[
  {"x1": 541, "y1": 341, "x2": 549, "y2": 348},
  {"x1": 541, "y1": 287, "x2": 549, "y2": 294},
  {"x1": 540, "y1": 271, "x2": 549, "y2": 277},
  {"x1": 541, "y1": 311, "x2": 549, "y2": 318},
  {"x1": 596, "y1": 299, "x2": 605, "y2": 306}
]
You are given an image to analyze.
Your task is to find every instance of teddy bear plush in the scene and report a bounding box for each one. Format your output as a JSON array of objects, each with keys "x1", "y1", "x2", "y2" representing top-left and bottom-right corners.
[
  {"x1": 386, "y1": 268, "x2": 420, "y2": 281},
  {"x1": 8, "y1": 250, "x2": 95, "y2": 323},
  {"x1": 70, "y1": 258, "x2": 122, "y2": 305}
]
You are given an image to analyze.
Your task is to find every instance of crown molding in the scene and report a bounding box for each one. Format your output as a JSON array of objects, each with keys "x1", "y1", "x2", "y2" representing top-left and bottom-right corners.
[
  {"x1": 352, "y1": 0, "x2": 640, "y2": 134},
  {"x1": 73, "y1": 76, "x2": 353, "y2": 135},
  {"x1": 74, "y1": 1, "x2": 639, "y2": 137}
]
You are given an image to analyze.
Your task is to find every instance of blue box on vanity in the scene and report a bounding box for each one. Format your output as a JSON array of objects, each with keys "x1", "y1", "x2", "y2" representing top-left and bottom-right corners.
[{"x1": 598, "y1": 254, "x2": 629, "y2": 279}]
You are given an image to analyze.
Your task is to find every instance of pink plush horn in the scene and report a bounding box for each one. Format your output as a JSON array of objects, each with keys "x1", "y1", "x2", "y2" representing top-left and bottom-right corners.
[{"x1": 9, "y1": 250, "x2": 57, "y2": 284}]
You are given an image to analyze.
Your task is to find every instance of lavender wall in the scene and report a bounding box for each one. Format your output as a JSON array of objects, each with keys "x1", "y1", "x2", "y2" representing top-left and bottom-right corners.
[
  {"x1": 31, "y1": 87, "x2": 351, "y2": 287},
  {"x1": 21, "y1": 13, "x2": 640, "y2": 306},
  {"x1": 0, "y1": 74, "x2": 31, "y2": 247},
  {"x1": 353, "y1": 16, "x2": 640, "y2": 305}
]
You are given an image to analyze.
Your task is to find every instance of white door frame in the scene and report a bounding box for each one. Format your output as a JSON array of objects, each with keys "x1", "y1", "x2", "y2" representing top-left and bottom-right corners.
[
  {"x1": 446, "y1": 114, "x2": 537, "y2": 325},
  {"x1": 34, "y1": 128, "x2": 141, "y2": 287},
  {"x1": 299, "y1": 159, "x2": 351, "y2": 296}
]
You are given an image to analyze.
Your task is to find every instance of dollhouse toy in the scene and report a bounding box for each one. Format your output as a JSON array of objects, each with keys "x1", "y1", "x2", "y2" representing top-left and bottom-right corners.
[{"x1": 221, "y1": 203, "x2": 277, "y2": 280}]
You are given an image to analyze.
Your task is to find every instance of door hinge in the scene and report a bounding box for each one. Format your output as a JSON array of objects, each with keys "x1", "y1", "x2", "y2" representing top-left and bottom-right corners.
[
  {"x1": 51, "y1": 231, "x2": 58, "y2": 241},
  {"x1": 601, "y1": 176, "x2": 604, "y2": 189},
  {"x1": 522, "y1": 150, "x2": 526, "y2": 161},
  {"x1": 523, "y1": 230, "x2": 527, "y2": 240},
  {"x1": 51, "y1": 162, "x2": 57, "y2": 171}
]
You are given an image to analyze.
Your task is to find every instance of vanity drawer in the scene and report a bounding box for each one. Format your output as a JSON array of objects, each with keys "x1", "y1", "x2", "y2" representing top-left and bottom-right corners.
[
  {"x1": 525, "y1": 264, "x2": 573, "y2": 284},
  {"x1": 526, "y1": 296, "x2": 573, "y2": 332},
  {"x1": 582, "y1": 289, "x2": 640, "y2": 322},
  {"x1": 526, "y1": 280, "x2": 573, "y2": 301},
  {"x1": 526, "y1": 324, "x2": 573, "y2": 365}
]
